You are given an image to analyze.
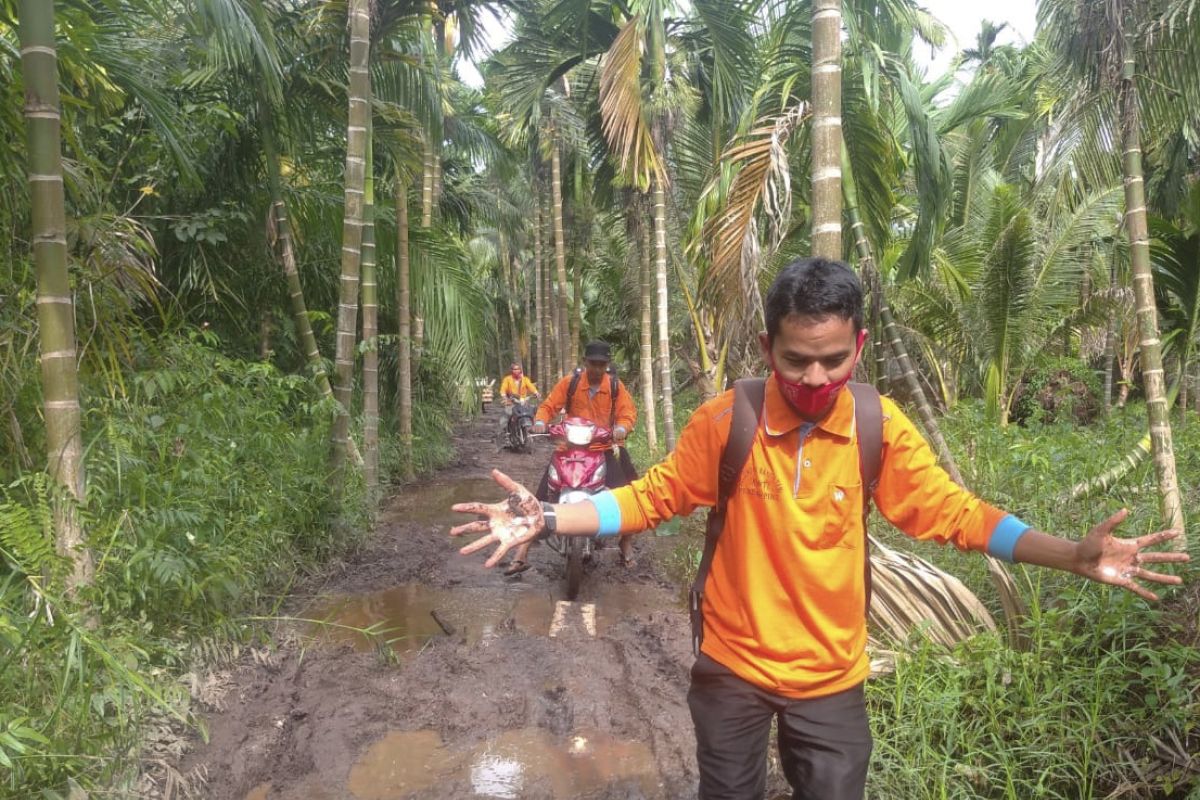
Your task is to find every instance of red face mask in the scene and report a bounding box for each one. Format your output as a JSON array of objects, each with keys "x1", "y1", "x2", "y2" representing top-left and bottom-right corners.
[
  {"x1": 771, "y1": 330, "x2": 866, "y2": 419},
  {"x1": 511, "y1": 369, "x2": 522, "y2": 380}
]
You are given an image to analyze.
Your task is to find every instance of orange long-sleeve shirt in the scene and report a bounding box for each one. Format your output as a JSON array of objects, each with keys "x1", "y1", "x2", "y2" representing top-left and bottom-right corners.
[
  {"x1": 588, "y1": 376, "x2": 1018, "y2": 699},
  {"x1": 499, "y1": 374, "x2": 538, "y2": 400},
  {"x1": 535, "y1": 371, "x2": 637, "y2": 433}
]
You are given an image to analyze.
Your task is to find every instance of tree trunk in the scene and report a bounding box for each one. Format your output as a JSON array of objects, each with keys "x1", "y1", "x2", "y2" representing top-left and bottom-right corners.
[
  {"x1": 551, "y1": 134, "x2": 574, "y2": 368},
  {"x1": 19, "y1": 0, "x2": 92, "y2": 594},
  {"x1": 653, "y1": 175, "x2": 676, "y2": 450},
  {"x1": 499, "y1": 232, "x2": 519, "y2": 361},
  {"x1": 533, "y1": 201, "x2": 546, "y2": 388},
  {"x1": 263, "y1": 97, "x2": 336, "y2": 401},
  {"x1": 1119, "y1": 33, "x2": 1186, "y2": 546},
  {"x1": 842, "y1": 147, "x2": 965, "y2": 482},
  {"x1": 259, "y1": 314, "x2": 272, "y2": 360},
  {"x1": 361, "y1": 133, "x2": 379, "y2": 497},
  {"x1": 1103, "y1": 260, "x2": 1116, "y2": 414},
  {"x1": 271, "y1": 198, "x2": 332, "y2": 394},
  {"x1": 422, "y1": 137, "x2": 435, "y2": 228},
  {"x1": 432, "y1": 146, "x2": 443, "y2": 214},
  {"x1": 522, "y1": 251, "x2": 532, "y2": 369},
  {"x1": 1069, "y1": 432, "x2": 1151, "y2": 501},
  {"x1": 396, "y1": 177, "x2": 414, "y2": 481},
  {"x1": 811, "y1": 0, "x2": 843, "y2": 259},
  {"x1": 330, "y1": 0, "x2": 371, "y2": 485},
  {"x1": 639, "y1": 203, "x2": 659, "y2": 452},
  {"x1": 544, "y1": 198, "x2": 560, "y2": 378}
]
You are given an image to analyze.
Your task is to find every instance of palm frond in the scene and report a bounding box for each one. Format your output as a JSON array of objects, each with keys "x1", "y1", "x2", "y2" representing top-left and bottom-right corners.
[
  {"x1": 598, "y1": 16, "x2": 663, "y2": 190},
  {"x1": 691, "y1": 104, "x2": 808, "y2": 324}
]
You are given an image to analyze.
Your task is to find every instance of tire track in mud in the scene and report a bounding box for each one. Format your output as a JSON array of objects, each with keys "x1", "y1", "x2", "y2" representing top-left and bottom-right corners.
[{"x1": 173, "y1": 413, "x2": 710, "y2": 800}]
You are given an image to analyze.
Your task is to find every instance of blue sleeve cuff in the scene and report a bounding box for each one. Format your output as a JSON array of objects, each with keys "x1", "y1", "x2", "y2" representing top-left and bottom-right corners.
[
  {"x1": 589, "y1": 491, "x2": 622, "y2": 537},
  {"x1": 987, "y1": 515, "x2": 1031, "y2": 562}
]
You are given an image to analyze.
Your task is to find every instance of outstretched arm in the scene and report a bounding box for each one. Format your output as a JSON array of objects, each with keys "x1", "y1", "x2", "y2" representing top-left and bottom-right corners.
[
  {"x1": 1012, "y1": 509, "x2": 1187, "y2": 601},
  {"x1": 449, "y1": 469, "x2": 599, "y2": 567}
]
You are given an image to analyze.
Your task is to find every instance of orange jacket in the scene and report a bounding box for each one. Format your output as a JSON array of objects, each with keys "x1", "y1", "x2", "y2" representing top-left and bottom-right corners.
[
  {"x1": 535, "y1": 371, "x2": 637, "y2": 433},
  {"x1": 599, "y1": 376, "x2": 1012, "y2": 699},
  {"x1": 499, "y1": 374, "x2": 538, "y2": 401}
]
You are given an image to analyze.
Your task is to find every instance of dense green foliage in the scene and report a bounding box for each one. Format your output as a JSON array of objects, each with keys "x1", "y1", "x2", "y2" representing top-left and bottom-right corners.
[
  {"x1": 0, "y1": 336, "x2": 375, "y2": 794},
  {"x1": 2, "y1": 0, "x2": 1198, "y2": 796}
]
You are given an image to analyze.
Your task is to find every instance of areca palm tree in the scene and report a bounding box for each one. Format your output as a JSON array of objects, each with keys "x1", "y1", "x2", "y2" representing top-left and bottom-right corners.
[
  {"x1": 810, "y1": 0, "x2": 842, "y2": 259},
  {"x1": 1040, "y1": 0, "x2": 1195, "y2": 544},
  {"x1": 18, "y1": 0, "x2": 92, "y2": 594},
  {"x1": 330, "y1": 0, "x2": 372, "y2": 483}
]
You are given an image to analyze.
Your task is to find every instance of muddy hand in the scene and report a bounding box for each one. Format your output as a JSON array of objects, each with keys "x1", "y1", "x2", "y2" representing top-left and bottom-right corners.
[
  {"x1": 1075, "y1": 509, "x2": 1189, "y2": 601},
  {"x1": 450, "y1": 469, "x2": 545, "y2": 568}
]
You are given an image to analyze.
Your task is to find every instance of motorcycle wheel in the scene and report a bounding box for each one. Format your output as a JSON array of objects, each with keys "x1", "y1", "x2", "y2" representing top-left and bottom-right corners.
[
  {"x1": 515, "y1": 422, "x2": 531, "y2": 453},
  {"x1": 565, "y1": 535, "x2": 584, "y2": 600}
]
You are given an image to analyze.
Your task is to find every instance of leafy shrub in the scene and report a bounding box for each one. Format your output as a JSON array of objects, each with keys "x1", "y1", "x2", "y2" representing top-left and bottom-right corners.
[
  {"x1": 1010, "y1": 356, "x2": 1103, "y2": 425},
  {"x1": 0, "y1": 333, "x2": 366, "y2": 795}
]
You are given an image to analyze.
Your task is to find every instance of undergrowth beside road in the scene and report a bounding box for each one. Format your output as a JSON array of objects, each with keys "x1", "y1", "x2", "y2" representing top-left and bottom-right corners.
[{"x1": 0, "y1": 336, "x2": 458, "y2": 798}]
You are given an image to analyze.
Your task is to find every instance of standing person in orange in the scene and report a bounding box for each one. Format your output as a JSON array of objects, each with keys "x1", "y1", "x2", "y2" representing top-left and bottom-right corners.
[
  {"x1": 502, "y1": 340, "x2": 639, "y2": 576},
  {"x1": 496, "y1": 361, "x2": 539, "y2": 444},
  {"x1": 451, "y1": 258, "x2": 1188, "y2": 800}
]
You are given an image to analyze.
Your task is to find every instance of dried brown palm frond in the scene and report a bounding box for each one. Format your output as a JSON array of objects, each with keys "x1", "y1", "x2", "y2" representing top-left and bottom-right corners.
[
  {"x1": 692, "y1": 103, "x2": 808, "y2": 326},
  {"x1": 868, "y1": 536, "x2": 998, "y2": 650},
  {"x1": 598, "y1": 16, "x2": 664, "y2": 192}
]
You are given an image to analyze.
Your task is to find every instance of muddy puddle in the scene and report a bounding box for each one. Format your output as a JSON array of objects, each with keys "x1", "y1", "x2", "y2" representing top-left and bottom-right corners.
[
  {"x1": 246, "y1": 726, "x2": 663, "y2": 799},
  {"x1": 301, "y1": 582, "x2": 681, "y2": 654},
  {"x1": 378, "y1": 477, "x2": 507, "y2": 528}
]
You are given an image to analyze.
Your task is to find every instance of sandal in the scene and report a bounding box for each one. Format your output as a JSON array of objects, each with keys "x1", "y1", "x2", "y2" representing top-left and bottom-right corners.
[{"x1": 502, "y1": 560, "x2": 531, "y2": 577}]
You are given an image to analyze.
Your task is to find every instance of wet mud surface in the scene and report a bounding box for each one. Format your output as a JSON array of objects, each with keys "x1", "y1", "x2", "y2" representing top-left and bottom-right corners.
[{"x1": 178, "y1": 414, "x2": 730, "y2": 800}]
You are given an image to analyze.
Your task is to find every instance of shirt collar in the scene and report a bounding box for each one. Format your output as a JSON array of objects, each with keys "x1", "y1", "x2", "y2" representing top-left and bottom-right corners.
[{"x1": 762, "y1": 373, "x2": 855, "y2": 440}]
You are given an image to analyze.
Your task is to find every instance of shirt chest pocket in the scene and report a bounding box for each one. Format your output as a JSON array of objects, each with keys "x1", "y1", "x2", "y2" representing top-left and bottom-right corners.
[{"x1": 792, "y1": 480, "x2": 862, "y2": 549}]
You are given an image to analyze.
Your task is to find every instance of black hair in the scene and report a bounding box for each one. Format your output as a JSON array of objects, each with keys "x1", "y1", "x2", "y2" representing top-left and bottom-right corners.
[{"x1": 764, "y1": 257, "x2": 863, "y2": 340}]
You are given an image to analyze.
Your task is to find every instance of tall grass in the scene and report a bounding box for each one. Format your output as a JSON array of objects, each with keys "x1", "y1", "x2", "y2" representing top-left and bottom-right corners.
[{"x1": 867, "y1": 400, "x2": 1200, "y2": 799}]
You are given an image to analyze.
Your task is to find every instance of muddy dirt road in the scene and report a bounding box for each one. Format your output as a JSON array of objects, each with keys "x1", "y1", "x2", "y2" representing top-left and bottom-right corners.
[{"x1": 178, "y1": 413, "x2": 778, "y2": 800}]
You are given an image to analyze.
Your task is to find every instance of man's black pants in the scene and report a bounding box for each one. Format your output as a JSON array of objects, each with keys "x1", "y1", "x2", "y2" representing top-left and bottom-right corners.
[{"x1": 687, "y1": 653, "x2": 872, "y2": 800}]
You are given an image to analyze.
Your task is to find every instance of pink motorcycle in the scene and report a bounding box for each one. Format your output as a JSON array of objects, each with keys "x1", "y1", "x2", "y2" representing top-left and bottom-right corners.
[{"x1": 542, "y1": 416, "x2": 611, "y2": 599}]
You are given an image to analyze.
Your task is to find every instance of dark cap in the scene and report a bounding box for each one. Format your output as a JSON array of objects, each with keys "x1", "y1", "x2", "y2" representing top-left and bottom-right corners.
[{"x1": 583, "y1": 340, "x2": 611, "y2": 362}]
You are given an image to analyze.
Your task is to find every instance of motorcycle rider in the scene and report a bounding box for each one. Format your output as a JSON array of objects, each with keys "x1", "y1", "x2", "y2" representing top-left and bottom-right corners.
[
  {"x1": 497, "y1": 361, "x2": 539, "y2": 445},
  {"x1": 504, "y1": 340, "x2": 638, "y2": 576}
]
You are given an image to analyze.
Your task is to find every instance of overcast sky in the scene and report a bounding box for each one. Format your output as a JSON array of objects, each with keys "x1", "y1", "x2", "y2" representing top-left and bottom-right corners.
[{"x1": 457, "y1": 0, "x2": 1039, "y2": 88}]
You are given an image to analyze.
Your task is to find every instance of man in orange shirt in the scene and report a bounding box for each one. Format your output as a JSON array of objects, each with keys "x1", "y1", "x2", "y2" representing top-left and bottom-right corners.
[
  {"x1": 504, "y1": 340, "x2": 639, "y2": 574},
  {"x1": 496, "y1": 361, "x2": 539, "y2": 444},
  {"x1": 450, "y1": 258, "x2": 1187, "y2": 800}
]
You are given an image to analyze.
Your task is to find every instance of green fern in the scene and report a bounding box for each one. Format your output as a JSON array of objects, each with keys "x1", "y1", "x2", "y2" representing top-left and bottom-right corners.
[{"x1": 0, "y1": 475, "x2": 55, "y2": 576}]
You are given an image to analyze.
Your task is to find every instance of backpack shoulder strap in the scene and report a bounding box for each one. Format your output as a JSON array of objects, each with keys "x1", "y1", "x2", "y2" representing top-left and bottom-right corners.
[
  {"x1": 690, "y1": 377, "x2": 765, "y2": 655},
  {"x1": 847, "y1": 382, "x2": 882, "y2": 501},
  {"x1": 609, "y1": 371, "x2": 619, "y2": 428},
  {"x1": 847, "y1": 382, "x2": 882, "y2": 618},
  {"x1": 565, "y1": 367, "x2": 583, "y2": 411},
  {"x1": 717, "y1": 378, "x2": 765, "y2": 512}
]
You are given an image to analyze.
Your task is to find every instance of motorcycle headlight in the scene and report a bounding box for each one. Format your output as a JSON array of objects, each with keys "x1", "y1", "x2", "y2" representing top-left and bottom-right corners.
[{"x1": 565, "y1": 422, "x2": 596, "y2": 446}]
